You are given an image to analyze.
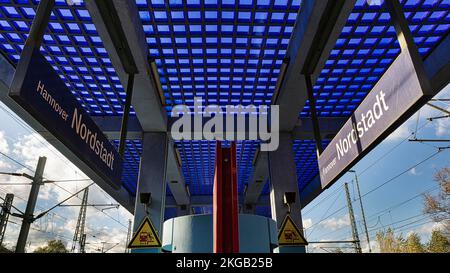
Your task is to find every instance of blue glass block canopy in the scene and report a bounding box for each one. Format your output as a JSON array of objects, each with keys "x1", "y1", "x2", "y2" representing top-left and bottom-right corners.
[
  {"x1": 135, "y1": 0, "x2": 302, "y2": 113},
  {"x1": 301, "y1": 0, "x2": 450, "y2": 117},
  {"x1": 174, "y1": 140, "x2": 260, "y2": 196},
  {"x1": 0, "y1": 0, "x2": 448, "y2": 217},
  {"x1": 0, "y1": 0, "x2": 134, "y2": 116},
  {"x1": 112, "y1": 140, "x2": 142, "y2": 195}
]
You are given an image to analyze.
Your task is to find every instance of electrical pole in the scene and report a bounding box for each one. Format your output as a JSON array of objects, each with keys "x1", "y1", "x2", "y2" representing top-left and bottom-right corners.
[
  {"x1": 16, "y1": 156, "x2": 46, "y2": 253},
  {"x1": 80, "y1": 234, "x2": 87, "y2": 253},
  {"x1": 344, "y1": 182, "x2": 362, "y2": 253},
  {"x1": 350, "y1": 170, "x2": 372, "y2": 253},
  {"x1": 101, "y1": 241, "x2": 106, "y2": 253},
  {"x1": 71, "y1": 187, "x2": 89, "y2": 253},
  {"x1": 0, "y1": 193, "x2": 14, "y2": 246},
  {"x1": 125, "y1": 219, "x2": 132, "y2": 253}
]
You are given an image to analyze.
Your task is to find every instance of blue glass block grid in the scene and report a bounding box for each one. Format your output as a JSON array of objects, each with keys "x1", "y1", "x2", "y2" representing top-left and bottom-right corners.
[
  {"x1": 175, "y1": 140, "x2": 260, "y2": 196},
  {"x1": 192, "y1": 206, "x2": 213, "y2": 215},
  {"x1": 164, "y1": 207, "x2": 177, "y2": 220},
  {"x1": 301, "y1": 0, "x2": 450, "y2": 117},
  {"x1": 0, "y1": 0, "x2": 448, "y2": 209},
  {"x1": 135, "y1": 0, "x2": 302, "y2": 113},
  {"x1": 293, "y1": 139, "x2": 330, "y2": 192},
  {"x1": 0, "y1": 0, "x2": 134, "y2": 116},
  {"x1": 112, "y1": 139, "x2": 142, "y2": 195}
]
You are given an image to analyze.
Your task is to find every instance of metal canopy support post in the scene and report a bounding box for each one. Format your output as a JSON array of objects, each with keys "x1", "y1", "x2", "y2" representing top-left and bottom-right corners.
[
  {"x1": 213, "y1": 142, "x2": 239, "y2": 253},
  {"x1": 119, "y1": 73, "x2": 135, "y2": 157},
  {"x1": 131, "y1": 133, "x2": 168, "y2": 253},
  {"x1": 93, "y1": 0, "x2": 139, "y2": 159},
  {"x1": 268, "y1": 133, "x2": 305, "y2": 253},
  {"x1": 23, "y1": 0, "x2": 55, "y2": 49},
  {"x1": 305, "y1": 74, "x2": 323, "y2": 154},
  {"x1": 16, "y1": 157, "x2": 46, "y2": 253},
  {"x1": 386, "y1": 0, "x2": 431, "y2": 94}
]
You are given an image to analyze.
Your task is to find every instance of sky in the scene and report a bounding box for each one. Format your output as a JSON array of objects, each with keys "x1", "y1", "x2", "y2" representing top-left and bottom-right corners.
[
  {"x1": 0, "y1": 102, "x2": 133, "y2": 253},
  {"x1": 302, "y1": 84, "x2": 450, "y2": 253},
  {"x1": 0, "y1": 84, "x2": 449, "y2": 253}
]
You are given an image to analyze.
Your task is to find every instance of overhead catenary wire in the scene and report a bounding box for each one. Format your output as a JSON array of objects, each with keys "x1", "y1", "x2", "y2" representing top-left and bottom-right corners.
[
  {"x1": 0, "y1": 149, "x2": 128, "y2": 230},
  {"x1": 0, "y1": 103, "x2": 84, "y2": 177},
  {"x1": 0, "y1": 106, "x2": 130, "y2": 248},
  {"x1": 303, "y1": 123, "x2": 427, "y2": 216},
  {"x1": 0, "y1": 193, "x2": 25, "y2": 215},
  {"x1": 304, "y1": 117, "x2": 436, "y2": 225},
  {"x1": 316, "y1": 196, "x2": 433, "y2": 240},
  {"x1": 360, "y1": 149, "x2": 443, "y2": 198},
  {"x1": 364, "y1": 185, "x2": 439, "y2": 222},
  {"x1": 304, "y1": 148, "x2": 447, "y2": 236},
  {"x1": 303, "y1": 184, "x2": 344, "y2": 216},
  {"x1": 306, "y1": 187, "x2": 345, "y2": 235}
]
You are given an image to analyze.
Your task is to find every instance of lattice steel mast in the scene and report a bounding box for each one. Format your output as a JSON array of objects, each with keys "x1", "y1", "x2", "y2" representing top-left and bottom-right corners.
[{"x1": 71, "y1": 188, "x2": 89, "y2": 253}]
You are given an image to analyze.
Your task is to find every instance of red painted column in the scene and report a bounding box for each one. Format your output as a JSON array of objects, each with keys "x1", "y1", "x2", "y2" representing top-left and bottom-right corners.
[{"x1": 213, "y1": 141, "x2": 239, "y2": 253}]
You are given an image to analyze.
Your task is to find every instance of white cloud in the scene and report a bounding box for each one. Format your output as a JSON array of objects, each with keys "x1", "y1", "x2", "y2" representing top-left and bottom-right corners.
[
  {"x1": 303, "y1": 218, "x2": 313, "y2": 229},
  {"x1": 385, "y1": 121, "x2": 413, "y2": 142},
  {"x1": 415, "y1": 221, "x2": 445, "y2": 236},
  {"x1": 384, "y1": 84, "x2": 450, "y2": 142},
  {"x1": 0, "y1": 132, "x2": 132, "y2": 253},
  {"x1": 0, "y1": 131, "x2": 8, "y2": 154},
  {"x1": 434, "y1": 112, "x2": 450, "y2": 137},
  {"x1": 321, "y1": 214, "x2": 350, "y2": 231},
  {"x1": 409, "y1": 167, "x2": 422, "y2": 176}
]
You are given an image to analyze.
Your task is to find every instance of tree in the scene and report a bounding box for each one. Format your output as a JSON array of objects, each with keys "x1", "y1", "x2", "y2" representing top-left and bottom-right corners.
[
  {"x1": 427, "y1": 229, "x2": 449, "y2": 253},
  {"x1": 0, "y1": 244, "x2": 12, "y2": 253},
  {"x1": 404, "y1": 232, "x2": 425, "y2": 253},
  {"x1": 33, "y1": 240, "x2": 68, "y2": 253},
  {"x1": 423, "y1": 167, "x2": 450, "y2": 238},
  {"x1": 376, "y1": 228, "x2": 405, "y2": 253}
]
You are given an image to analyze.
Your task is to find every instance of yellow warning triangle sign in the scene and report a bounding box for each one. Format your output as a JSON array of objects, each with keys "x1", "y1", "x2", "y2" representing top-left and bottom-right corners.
[
  {"x1": 127, "y1": 216, "x2": 162, "y2": 249},
  {"x1": 278, "y1": 214, "x2": 308, "y2": 246}
]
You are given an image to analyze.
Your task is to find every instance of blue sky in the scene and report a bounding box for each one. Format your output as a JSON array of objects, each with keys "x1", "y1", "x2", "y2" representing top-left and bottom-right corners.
[
  {"x1": 0, "y1": 84, "x2": 449, "y2": 253},
  {"x1": 302, "y1": 84, "x2": 450, "y2": 252},
  {"x1": 0, "y1": 102, "x2": 133, "y2": 252}
]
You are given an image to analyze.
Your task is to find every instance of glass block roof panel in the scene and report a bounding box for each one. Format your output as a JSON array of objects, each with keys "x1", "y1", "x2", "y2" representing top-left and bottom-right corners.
[
  {"x1": 0, "y1": 0, "x2": 133, "y2": 116},
  {"x1": 175, "y1": 140, "x2": 260, "y2": 196},
  {"x1": 112, "y1": 140, "x2": 142, "y2": 195},
  {"x1": 301, "y1": 0, "x2": 450, "y2": 117},
  {"x1": 135, "y1": 0, "x2": 302, "y2": 113}
]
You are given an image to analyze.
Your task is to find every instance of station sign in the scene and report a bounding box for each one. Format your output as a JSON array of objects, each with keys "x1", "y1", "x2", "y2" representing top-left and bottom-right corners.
[
  {"x1": 318, "y1": 49, "x2": 431, "y2": 189},
  {"x1": 9, "y1": 47, "x2": 122, "y2": 189}
]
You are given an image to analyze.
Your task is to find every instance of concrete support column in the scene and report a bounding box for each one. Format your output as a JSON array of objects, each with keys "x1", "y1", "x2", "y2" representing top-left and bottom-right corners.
[
  {"x1": 132, "y1": 132, "x2": 168, "y2": 253},
  {"x1": 268, "y1": 133, "x2": 305, "y2": 253}
]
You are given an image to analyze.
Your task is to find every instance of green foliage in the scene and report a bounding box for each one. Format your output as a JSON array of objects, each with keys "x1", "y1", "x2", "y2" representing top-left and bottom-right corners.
[
  {"x1": 376, "y1": 228, "x2": 405, "y2": 253},
  {"x1": 423, "y1": 167, "x2": 450, "y2": 237},
  {"x1": 427, "y1": 229, "x2": 450, "y2": 253},
  {"x1": 404, "y1": 232, "x2": 425, "y2": 253},
  {"x1": 376, "y1": 228, "x2": 450, "y2": 253},
  {"x1": 33, "y1": 240, "x2": 68, "y2": 253}
]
